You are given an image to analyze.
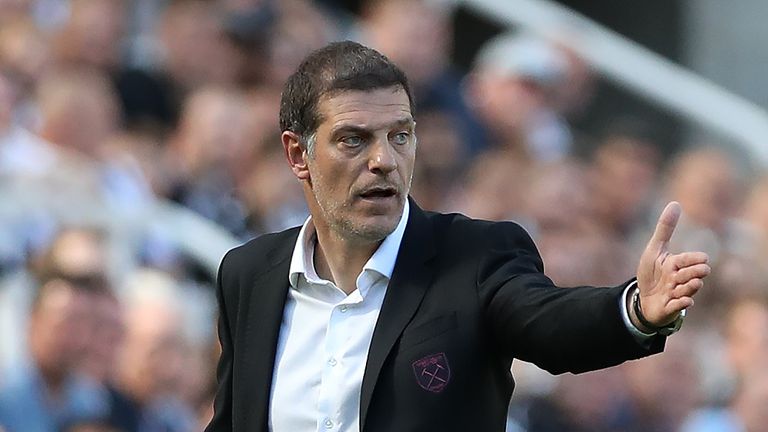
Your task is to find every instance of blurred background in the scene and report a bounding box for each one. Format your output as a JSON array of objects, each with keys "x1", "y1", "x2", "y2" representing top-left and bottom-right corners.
[{"x1": 1, "y1": 0, "x2": 767, "y2": 431}]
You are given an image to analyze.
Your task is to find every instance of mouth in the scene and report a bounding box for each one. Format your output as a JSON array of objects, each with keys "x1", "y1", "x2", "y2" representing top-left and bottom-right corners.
[{"x1": 358, "y1": 186, "x2": 399, "y2": 200}]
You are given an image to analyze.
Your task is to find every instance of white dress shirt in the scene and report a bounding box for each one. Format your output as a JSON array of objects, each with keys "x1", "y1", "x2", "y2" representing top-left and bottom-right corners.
[
  {"x1": 268, "y1": 200, "x2": 650, "y2": 432},
  {"x1": 269, "y1": 202, "x2": 410, "y2": 432}
]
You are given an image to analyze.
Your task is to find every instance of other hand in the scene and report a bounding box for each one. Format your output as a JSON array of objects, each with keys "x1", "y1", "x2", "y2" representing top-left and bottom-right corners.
[{"x1": 635, "y1": 201, "x2": 711, "y2": 327}]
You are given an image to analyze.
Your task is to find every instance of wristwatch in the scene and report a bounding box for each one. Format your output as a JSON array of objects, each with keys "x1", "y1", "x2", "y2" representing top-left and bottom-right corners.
[{"x1": 632, "y1": 288, "x2": 686, "y2": 336}]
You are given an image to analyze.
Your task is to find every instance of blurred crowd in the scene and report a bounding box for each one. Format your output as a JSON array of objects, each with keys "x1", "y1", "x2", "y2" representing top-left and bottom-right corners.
[{"x1": 0, "y1": 0, "x2": 767, "y2": 431}]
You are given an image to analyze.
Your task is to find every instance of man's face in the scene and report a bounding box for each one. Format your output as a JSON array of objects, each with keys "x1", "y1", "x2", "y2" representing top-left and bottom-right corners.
[
  {"x1": 297, "y1": 86, "x2": 416, "y2": 242},
  {"x1": 30, "y1": 283, "x2": 94, "y2": 374}
]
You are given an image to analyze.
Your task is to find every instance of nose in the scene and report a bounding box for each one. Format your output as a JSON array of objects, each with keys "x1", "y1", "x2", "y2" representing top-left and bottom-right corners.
[{"x1": 368, "y1": 137, "x2": 397, "y2": 174}]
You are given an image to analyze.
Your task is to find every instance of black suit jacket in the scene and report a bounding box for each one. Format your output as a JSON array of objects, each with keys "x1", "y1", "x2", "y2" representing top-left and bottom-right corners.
[{"x1": 206, "y1": 201, "x2": 664, "y2": 432}]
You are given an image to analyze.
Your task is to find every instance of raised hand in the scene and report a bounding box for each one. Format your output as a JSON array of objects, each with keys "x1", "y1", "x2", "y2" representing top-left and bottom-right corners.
[{"x1": 635, "y1": 202, "x2": 711, "y2": 327}]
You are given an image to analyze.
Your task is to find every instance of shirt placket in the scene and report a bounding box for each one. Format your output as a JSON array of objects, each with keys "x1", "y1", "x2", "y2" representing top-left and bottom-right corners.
[{"x1": 315, "y1": 288, "x2": 364, "y2": 431}]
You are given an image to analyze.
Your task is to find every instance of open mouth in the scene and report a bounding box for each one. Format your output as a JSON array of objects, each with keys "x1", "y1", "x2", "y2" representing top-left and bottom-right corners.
[{"x1": 359, "y1": 186, "x2": 398, "y2": 199}]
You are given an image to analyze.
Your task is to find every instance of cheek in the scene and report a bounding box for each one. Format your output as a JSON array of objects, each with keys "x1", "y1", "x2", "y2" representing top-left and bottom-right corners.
[
  {"x1": 308, "y1": 159, "x2": 346, "y2": 198},
  {"x1": 399, "y1": 152, "x2": 416, "y2": 179},
  {"x1": 312, "y1": 152, "x2": 357, "y2": 181}
]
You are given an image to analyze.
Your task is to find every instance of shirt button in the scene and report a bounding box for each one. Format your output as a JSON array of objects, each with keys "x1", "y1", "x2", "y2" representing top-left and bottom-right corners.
[
  {"x1": 328, "y1": 357, "x2": 337, "y2": 366},
  {"x1": 324, "y1": 419, "x2": 334, "y2": 429},
  {"x1": 339, "y1": 305, "x2": 348, "y2": 313}
]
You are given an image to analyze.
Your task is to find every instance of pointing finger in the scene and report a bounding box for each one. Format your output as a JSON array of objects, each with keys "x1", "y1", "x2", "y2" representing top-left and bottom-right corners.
[{"x1": 651, "y1": 201, "x2": 682, "y2": 248}]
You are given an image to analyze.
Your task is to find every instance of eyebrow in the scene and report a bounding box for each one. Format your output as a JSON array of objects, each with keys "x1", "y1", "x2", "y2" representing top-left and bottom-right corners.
[{"x1": 330, "y1": 117, "x2": 415, "y2": 137}]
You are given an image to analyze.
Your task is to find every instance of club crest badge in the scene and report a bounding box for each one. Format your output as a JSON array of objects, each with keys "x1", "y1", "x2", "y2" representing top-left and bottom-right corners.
[{"x1": 412, "y1": 352, "x2": 451, "y2": 393}]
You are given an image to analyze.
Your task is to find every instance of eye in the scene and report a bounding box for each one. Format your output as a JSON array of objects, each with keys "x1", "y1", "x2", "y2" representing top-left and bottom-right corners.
[
  {"x1": 391, "y1": 132, "x2": 410, "y2": 145},
  {"x1": 341, "y1": 136, "x2": 363, "y2": 147}
]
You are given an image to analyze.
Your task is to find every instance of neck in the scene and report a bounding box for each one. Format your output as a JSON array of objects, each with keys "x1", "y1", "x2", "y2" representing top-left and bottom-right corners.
[{"x1": 313, "y1": 226, "x2": 381, "y2": 295}]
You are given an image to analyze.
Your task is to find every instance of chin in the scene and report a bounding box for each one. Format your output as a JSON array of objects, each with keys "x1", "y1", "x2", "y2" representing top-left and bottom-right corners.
[{"x1": 342, "y1": 215, "x2": 400, "y2": 242}]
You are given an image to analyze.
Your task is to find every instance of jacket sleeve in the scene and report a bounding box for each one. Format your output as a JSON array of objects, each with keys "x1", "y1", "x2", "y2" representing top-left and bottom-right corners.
[
  {"x1": 476, "y1": 221, "x2": 664, "y2": 375},
  {"x1": 205, "y1": 251, "x2": 235, "y2": 432}
]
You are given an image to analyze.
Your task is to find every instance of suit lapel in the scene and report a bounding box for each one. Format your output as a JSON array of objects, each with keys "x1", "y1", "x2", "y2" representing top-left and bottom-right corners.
[
  {"x1": 236, "y1": 230, "x2": 298, "y2": 432},
  {"x1": 360, "y1": 202, "x2": 437, "y2": 429}
]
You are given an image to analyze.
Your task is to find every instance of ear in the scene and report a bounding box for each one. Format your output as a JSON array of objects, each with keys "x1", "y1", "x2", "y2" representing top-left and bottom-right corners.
[{"x1": 282, "y1": 131, "x2": 310, "y2": 181}]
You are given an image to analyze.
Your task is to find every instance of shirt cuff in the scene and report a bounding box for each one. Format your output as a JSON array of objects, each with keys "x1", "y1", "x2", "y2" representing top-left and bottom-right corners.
[{"x1": 620, "y1": 281, "x2": 657, "y2": 344}]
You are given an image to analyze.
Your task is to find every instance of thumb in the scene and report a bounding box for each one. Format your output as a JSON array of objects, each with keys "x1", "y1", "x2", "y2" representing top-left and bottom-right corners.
[{"x1": 650, "y1": 201, "x2": 682, "y2": 248}]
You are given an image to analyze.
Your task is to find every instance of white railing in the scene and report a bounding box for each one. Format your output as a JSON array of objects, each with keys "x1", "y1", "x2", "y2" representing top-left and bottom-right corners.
[
  {"x1": 0, "y1": 178, "x2": 239, "y2": 279},
  {"x1": 461, "y1": 0, "x2": 768, "y2": 166}
]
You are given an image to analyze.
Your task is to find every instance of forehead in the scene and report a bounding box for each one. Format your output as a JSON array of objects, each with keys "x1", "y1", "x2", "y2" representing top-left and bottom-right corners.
[{"x1": 317, "y1": 86, "x2": 413, "y2": 132}]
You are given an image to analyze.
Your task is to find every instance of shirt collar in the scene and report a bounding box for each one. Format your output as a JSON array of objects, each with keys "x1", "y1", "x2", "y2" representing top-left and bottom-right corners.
[{"x1": 289, "y1": 200, "x2": 410, "y2": 291}]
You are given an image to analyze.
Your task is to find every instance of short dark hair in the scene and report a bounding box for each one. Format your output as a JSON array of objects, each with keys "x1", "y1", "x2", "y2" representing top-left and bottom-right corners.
[{"x1": 279, "y1": 41, "x2": 415, "y2": 143}]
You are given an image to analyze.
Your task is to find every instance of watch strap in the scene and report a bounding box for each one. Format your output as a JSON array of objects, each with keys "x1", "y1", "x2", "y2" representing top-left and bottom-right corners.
[{"x1": 632, "y1": 287, "x2": 685, "y2": 336}]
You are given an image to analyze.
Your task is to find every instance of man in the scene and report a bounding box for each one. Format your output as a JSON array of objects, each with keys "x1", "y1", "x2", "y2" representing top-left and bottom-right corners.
[
  {"x1": 468, "y1": 33, "x2": 572, "y2": 161},
  {"x1": 0, "y1": 274, "x2": 111, "y2": 431},
  {"x1": 206, "y1": 41, "x2": 710, "y2": 432},
  {"x1": 115, "y1": 269, "x2": 199, "y2": 432}
]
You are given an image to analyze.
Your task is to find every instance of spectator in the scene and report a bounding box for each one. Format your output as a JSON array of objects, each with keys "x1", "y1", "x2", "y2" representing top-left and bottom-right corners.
[
  {"x1": 681, "y1": 358, "x2": 768, "y2": 432},
  {"x1": 77, "y1": 278, "x2": 141, "y2": 432},
  {"x1": 528, "y1": 164, "x2": 634, "y2": 287},
  {"x1": 588, "y1": 120, "x2": 662, "y2": 239},
  {"x1": 669, "y1": 298, "x2": 768, "y2": 432},
  {"x1": 35, "y1": 67, "x2": 154, "y2": 212},
  {"x1": 165, "y1": 86, "x2": 259, "y2": 238},
  {"x1": 408, "y1": 109, "x2": 466, "y2": 211},
  {"x1": 360, "y1": 0, "x2": 484, "y2": 155},
  {"x1": 0, "y1": 226, "x2": 109, "y2": 376},
  {"x1": 236, "y1": 143, "x2": 308, "y2": 235},
  {"x1": 519, "y1": 367, "x2": 629, "y2": 432},
  {"x1": 548, "y1": 33, "x2": 597, "y2": 125},
  {"x1": 659, "y1": 146, "x2": 755, "y2": 312},
  {"x1": 619, "y1": 336, "x2": 701, "y2": 432},
  {"x1": 666, "y1": 147, "x2": 743, "y2": 236},
  {"x1": 523, "y1": 159, "x2": 594, "y2": 236},
  {"x1": 724, "y1": 298, "x2": 768, "y2": 383},
  {"x1": 266, "y1": 0, "x2": 337, "y2": 87},
  {"x1": 0, "y1": 275, "x2": 112, "y2": 431},
  {"x1": 49, "y1": 0, "x2": 167, "y2": 132},
  {"x1": 156, "y1": 0, "x2": 245, "y2": 93},
  {"x1": 115, "y1": 270, "x2": 202, "y2": 432},
  {"x1": 37, "y1": 67, "x2": 119, "y2": 158},
  {"x1": 730, "y1": 368, "x2": 768, "y2": 432},
  {"x1": 468, "y1": 32, "x2": 572, "y2": 162},
  {"x1": 451, "y1": 148, "x2": 532, "y2": 222},
  {"x1": 52, "y1": 0, "x2": 126, "y2": 72}
]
